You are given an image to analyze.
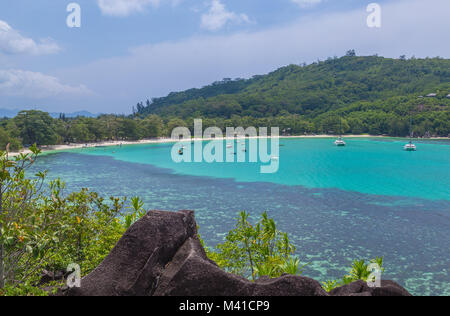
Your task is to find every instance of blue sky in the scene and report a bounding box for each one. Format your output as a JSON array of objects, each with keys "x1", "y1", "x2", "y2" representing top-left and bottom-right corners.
[{"x1": 0, "y1": 0, "x2": 449, "y2": 114}]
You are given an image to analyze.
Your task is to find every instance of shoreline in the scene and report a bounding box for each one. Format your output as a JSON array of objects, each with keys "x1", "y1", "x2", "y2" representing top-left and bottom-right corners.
[{"x1": 8, "y1": 134, "x2": 449, "y2": 157}]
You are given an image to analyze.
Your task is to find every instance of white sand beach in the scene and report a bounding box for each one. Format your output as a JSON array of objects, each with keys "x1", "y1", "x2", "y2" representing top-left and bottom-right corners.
[{"x1": 8, "y1": 134, "x2": 448, "y2": 157}]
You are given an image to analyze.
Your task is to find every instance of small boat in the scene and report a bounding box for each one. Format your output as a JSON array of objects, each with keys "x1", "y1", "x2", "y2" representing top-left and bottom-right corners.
[
  {"x1": 178, "y1": 148, "x2": 184, "y2": 155},
  {"x1": 334, "y1": 137, "x2": 346, "y2": 147},
  {"x1": 271, "y1": 156, "x2": 279, "y2": 161},
  {"x1": 404, "y1": 116, "x2": 417, "y2": 151},
  {"x1": 404, "y1": 141, "x2": 417, "y2": 151},
  {"x1": 334, "y1": 117, "x2": 346, "y2": 147},
  {"x1": 226, "y1": 144, "x2": 233, "y2": 149}
]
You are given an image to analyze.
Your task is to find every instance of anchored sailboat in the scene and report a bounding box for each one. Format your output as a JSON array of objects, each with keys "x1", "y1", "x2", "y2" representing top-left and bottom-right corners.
[
  {"x1": 334, "y1": 117, "x2": 346, "y2": 146},
  {"x1": 404, "y1": 116, "x2": 417, "y2": 151},
  {"x1": 334, "y1": 137, "x2": 346, "y2": 147}
]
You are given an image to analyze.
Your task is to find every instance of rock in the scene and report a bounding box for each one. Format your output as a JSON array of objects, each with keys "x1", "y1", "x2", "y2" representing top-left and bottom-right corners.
[
  {"x1": 65, "y1": 210, "x2": 411, "y2": 297},
  {"x1": 330, "y1": 280, "x2": 412, "y2": 297},
  {"x1": 154, "y1": 237, "x2": 327, "y2": 296},
  {"x1": 66, "y1": 210, "x2": 198, "y2": 296},
  {"x1": 154, "y1": 237, "x2": 255, "y2": 296},
  {"x1": 329, "y1": 280, "x2": 368, "y2": 296},
  {"x1": 371, "y1": 281, "x2": 413, "y2": 296},
  {"x1": 253, "y1": 274, "x2": 327, "y2": 296}
]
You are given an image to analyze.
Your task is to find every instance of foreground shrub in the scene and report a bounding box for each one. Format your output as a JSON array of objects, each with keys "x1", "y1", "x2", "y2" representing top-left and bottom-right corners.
[
  {"x1": 322, "y1": 257, "x2": 385, "y2": 292},
  {"x1": 0, "y1": 145, "x2": 146, "y2": 293},
  {"x1": 206, "y1": 211, "x2": 307, "y2": 280}
]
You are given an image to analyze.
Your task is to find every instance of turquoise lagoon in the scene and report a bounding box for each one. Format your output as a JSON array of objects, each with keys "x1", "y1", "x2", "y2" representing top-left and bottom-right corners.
[{"x1": 34, "y1": 138, "x2": 450, "y2": 295}]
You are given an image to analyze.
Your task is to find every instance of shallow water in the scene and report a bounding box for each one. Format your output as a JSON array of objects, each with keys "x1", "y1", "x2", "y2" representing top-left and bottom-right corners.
[{"x1": 33, "y1": 138, "x2": 450, "y2": 295}]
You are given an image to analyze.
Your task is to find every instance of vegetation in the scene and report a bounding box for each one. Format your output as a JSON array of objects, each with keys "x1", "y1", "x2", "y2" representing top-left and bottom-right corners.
[
  {"x1": 136, "y1": 55, "x2": 449, "y2": 137},
  {"x1": 204, "y1": 211, "x2": 307, "y2": 280},
  {"x1": 0, "y1": 147, "x2": 145, "y2": 296},
  {"x1": 0, "y1": 111, "x2": 166, "y2": 150},
  {"x1": 322, "y1": 257, "x2": 384, "y2": 292},
  {"x1": 202, "y1": 211, "x2": 384, "y2": 292}
]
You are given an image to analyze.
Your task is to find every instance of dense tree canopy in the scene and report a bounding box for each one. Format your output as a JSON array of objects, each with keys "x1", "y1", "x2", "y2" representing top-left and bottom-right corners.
[
  {"x1": 135, "y1": 55, "x2": 449, "y2": 137},
  {"x1": 14, "y1": 111, "x2": 59, "y2": 146}
]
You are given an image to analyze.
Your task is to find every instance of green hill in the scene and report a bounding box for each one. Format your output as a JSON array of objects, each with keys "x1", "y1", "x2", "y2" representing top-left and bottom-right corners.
[{"x1": 136, "y1": 55, "x2": 450, "y2": 136}]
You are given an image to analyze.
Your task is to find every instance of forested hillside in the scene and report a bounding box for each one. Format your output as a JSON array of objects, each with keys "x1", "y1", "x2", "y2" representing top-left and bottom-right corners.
[
  {"x1": 136, "y1": 54, "x2": 450, "y2": 136},
  {"x1": 138, "y1": 55, "x2": 450, "y2": 118}
]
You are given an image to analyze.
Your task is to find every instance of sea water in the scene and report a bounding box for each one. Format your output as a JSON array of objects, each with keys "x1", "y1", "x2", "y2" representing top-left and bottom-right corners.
[{"x1": 32, "y1": 138, "x2": 450, "y2": 295}]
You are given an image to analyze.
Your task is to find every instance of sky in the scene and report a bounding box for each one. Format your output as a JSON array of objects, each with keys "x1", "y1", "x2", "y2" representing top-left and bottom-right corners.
[{"x1": 0, "y1": 0, "x2": 449, "y2": 114}]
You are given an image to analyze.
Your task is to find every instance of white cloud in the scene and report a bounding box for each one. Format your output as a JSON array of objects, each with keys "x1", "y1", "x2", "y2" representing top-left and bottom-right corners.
[
  {"x1": 97, "y1": 0, "x2": 169, "y2": 16},
  {"x1": 0, "y1": 69, "x2": 91, "y2": 99},
  {"x1": 201, "y1": 0, "x2": 251, "y2": 31},
  {"x1": 291, "y1": 0, "x2": 323, "y2": 7},
  {"x1": 0, "y1": 20, "x2": 60, "y2": 55}
]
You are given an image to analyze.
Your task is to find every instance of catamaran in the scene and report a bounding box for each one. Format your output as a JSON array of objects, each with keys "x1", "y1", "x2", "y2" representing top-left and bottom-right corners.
[
  {"x1": 334, "y1": 137, "x2": 346, "y2": 147},
  {"x1": 334, "y1": 117, "x2": 346, "y2": 146},
  {"x1": 404, "y1": 117, "x2": 417, "y2": 151},
  {"x1": 404, "y1": 141, "x2": 417, "y2": 151}
]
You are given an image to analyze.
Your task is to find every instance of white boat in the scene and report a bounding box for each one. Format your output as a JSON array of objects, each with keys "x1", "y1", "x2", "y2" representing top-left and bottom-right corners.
[
  {"x1": 271, "y1": 156, "x2": 279, "y2": 161},
  {"x1": 404, "y1": 141, "x2": 417, "y2": 151},
  {"x1": 334, "y1": 117, "x2": 346, "y2": 147},
  {"x1": 404, "y1": 117, "x2": 417, "y2": 151},
  {"x1": 334, "y1": 137, "x2": 346, "y2": 147}
]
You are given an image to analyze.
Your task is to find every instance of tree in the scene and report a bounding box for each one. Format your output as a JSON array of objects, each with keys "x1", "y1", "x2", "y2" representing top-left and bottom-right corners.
[
  {"x1": 13, "y1": 111, "x2": 58, "y2": 146},
  {"x1": 118, "y1": 119, "x2": 139, "y2": 140},
  {"x1": 166, "y1": 118, "x2": 187, "y2": 136},
  {"x1": 69, "y1": 122, "x2": 92, "y2": 143},
  {"x1": 141, "y1": 115, "x2": 163, "y2": 138},
  {"x1": 0, "y1": 128, "x2": 21, "y2": 152},
  {"x1": 0, "y1": 146, "x2": 127, "y2": 291},
  {"x1": 345, "y1": 49, "x2": 356, "y2": 57},
  {"x1": 0, "y1": 145, "x2": 62, "y2": 288},
  {"x1": 207, "y1": 212, "x2": 306, "y2": 280}
]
